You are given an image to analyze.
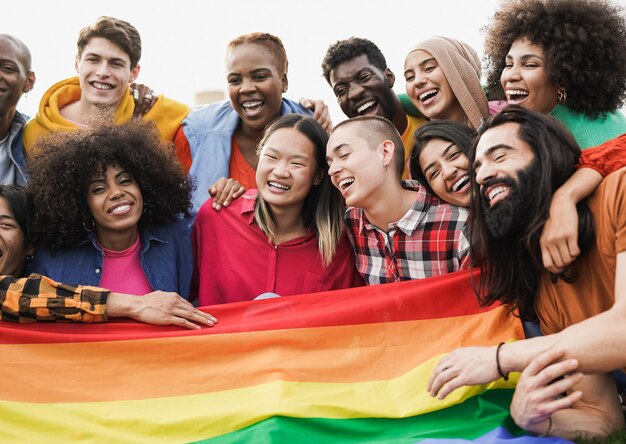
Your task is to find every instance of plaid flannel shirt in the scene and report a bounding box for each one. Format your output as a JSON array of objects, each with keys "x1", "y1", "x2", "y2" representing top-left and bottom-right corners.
[
  {"x1": 344, "y1": 181, "x2": 470, "y2": 285},
  {"x1": 0, "y1": 274, "x2": 108, "y2": 323}
]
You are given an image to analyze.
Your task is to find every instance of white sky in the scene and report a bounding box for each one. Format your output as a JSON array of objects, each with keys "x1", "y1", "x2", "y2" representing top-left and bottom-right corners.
[{"x1": 4, "y1": 0, "x2": 626, "y2": 122}]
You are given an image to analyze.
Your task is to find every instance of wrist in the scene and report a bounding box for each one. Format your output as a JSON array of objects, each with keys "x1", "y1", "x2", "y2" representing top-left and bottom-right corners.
[
  {"x1": 105, "y1": 292, "x2": 136, "y2": 318},
  {"x1": 551, "y1": 187, "x2": 576, "y2": 206},
  {"x1": 498, "y1": 342, "x2": 521, "y2": 375},
  {"x1": 537, "y1": 417, "x2": 553, "y2": 437}
]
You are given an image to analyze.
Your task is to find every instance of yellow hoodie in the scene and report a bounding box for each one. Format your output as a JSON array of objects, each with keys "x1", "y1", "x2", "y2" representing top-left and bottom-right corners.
[{"x1": 23, "y1": 77, "x2": 189, "y2": 154}]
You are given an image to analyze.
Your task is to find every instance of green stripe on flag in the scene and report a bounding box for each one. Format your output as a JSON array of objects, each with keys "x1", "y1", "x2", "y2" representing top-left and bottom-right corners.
[{"x1": 196, "y1": 389, "x2": 521, "y2": 443}]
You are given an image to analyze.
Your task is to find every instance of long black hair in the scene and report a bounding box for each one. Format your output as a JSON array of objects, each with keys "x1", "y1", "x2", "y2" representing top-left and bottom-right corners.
[
  {"x1": 409, "y1": 120, "x2": 477, "y2": 195},
  {"x1": 469, "y1": 106, "x2": 594, "y2": 320}
]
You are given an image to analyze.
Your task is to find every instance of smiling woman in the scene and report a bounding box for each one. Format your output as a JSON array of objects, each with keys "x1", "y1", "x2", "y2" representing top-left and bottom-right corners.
[
  {"x1": 192, "y1": 114, "x2": 362, "y2": 305},
  {"x1": 178, "y1": 32, "x2": 317, "y2": 217},
  {"x1": 403, "y1": 37, "x2": 492, "y2": 129},
  {"x1": 25, "y1": 120, "x2": 194, "y2": 299},
  {"x1": 483, "y1": 0, "x2": 626, "y2": 148},
  {"x1": 409, "y1": 120, "x2": 477, "y2": 207}
]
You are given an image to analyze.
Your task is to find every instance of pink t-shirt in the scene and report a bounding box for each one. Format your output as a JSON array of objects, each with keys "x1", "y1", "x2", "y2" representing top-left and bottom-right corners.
[{"x1": 98, "y1": 236, "x2": 153, "y2": 295}]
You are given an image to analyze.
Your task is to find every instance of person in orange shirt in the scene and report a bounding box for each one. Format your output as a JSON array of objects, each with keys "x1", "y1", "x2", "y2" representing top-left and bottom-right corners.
[{"x1": 427, "y1": 106, "x2": 625, "y2": 439}]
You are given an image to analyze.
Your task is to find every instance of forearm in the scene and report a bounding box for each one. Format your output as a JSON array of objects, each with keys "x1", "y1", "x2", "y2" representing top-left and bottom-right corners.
[
  {"x1": 503, "y1": 253, "x2": 626, "y2": 374},
  {"x1": 501, "y1": 307, "x2": 626, "y2": 374},
  {"x1": 0, "y1": 274, "x2": 108, "y2": 323},
  {"x1": 553, "y1": 168, "x2": 602, "y2": 204},
  {"x1": 536, "y1": 373, "x2": 623, "y2": 440},
  {"x1": 547, "y1": 403, "x2": 623, "y2": 440}
]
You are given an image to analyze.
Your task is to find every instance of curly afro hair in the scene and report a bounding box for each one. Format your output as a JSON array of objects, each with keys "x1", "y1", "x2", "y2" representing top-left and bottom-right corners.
[
  {"x1": 321, "y1": 37, "x2": 387, "y2": 84},
  {"x1": 27, "y1": 120, "x2": 192, "y2": 253},
  {"x1": 484, "y1": 0, "x2": 626, "y2": 116}
]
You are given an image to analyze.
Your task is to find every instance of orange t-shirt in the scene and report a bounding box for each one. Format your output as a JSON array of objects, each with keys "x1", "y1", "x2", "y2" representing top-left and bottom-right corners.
[
  {"x1": 537, "y1": 167, "x2": 626, "y2": 335},
  {"x1": 228, "y1": 136, "x2": 257, "y2": 190}
]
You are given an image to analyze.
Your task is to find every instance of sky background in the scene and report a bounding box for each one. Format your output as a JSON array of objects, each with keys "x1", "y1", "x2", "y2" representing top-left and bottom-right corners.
[{"x1": 4, "y1": 0, "x2": 626, "y2": 122}]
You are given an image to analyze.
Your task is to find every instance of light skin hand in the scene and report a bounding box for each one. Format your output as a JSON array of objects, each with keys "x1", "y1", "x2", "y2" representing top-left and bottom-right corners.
[
  {"x1": 106, "y1": 291, "x2": 217, "y2": 330},
  {"x1": 130, "y1": 83, "x2": 158, "y2": 118},
  {"x1": 208, "y1": 177, "x2": 245, "y2": 210},
  {"x1": 540, "y1": 193, "x2": 580, "y2": 273},
  {"x1": 510, "y1": 349, "x2": 582, "y2": 434},
  {"x1": 541, "y1": 168, "x2": 602, "y2": 273},
  {"x1": 427, "y1": 345, "x2": 500, "y2": 399},
  {"x1": 300, "y1": 98, "x2": 333, "y2": 133}
]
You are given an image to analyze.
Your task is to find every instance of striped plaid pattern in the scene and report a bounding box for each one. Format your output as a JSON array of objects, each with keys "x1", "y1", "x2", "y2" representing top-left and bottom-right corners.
[
  {"x1": 0, "y1": 274, "x2": 108, "y2": 323},
  {"x1": 344, "y1": 182, "x2": 470, "y2": 285}
]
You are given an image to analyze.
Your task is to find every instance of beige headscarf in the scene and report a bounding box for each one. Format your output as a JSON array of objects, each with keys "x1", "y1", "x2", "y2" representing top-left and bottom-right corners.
[{"x1": 409, "y1": 37, "x2": 490, "y2": 129}]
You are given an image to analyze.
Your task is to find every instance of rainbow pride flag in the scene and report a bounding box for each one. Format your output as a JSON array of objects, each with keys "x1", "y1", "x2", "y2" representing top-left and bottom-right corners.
[{"x1": 0, "y1": 270, "x2": 571, "y2": 443}]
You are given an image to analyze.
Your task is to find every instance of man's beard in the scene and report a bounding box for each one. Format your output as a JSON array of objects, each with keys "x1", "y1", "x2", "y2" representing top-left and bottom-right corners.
[{"x1": 480, "y1": 159, "x2": 540, "y2": 238}]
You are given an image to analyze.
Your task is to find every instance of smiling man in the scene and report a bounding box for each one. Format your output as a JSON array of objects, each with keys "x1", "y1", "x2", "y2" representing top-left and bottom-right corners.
[
  {"x1": 322, "y1": 37, "x2": 426, "y2": 179},
  {"x1": 427, "y1": 106, "x2": 626, "y2": 439},
  {"x1": 0, "y1": 35, "x2": 34, "y2": 186},
  {"x1": 22, "y1": 16, "x2": 189, "y2": 153},
  {"x1": 326, "y1": 115, "x2": 468, "y2": 285}
]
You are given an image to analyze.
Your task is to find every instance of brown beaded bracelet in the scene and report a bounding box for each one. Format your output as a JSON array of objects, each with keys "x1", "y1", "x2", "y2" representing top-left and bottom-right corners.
[{"x1": 496, "y1": 342, "x2": 509, "y2": 381}]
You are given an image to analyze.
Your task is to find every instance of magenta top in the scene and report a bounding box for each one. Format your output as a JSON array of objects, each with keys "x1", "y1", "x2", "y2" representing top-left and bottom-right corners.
[{"x1": 99, "y1": 236, "x2": 153, "y2": 296}]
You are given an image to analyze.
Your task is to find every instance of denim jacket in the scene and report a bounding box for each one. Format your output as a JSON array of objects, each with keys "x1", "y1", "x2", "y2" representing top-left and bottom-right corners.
[
  {"x1": 3, "y1": 112, "x2": 29, "y2": 186},
  {"x1": 27, "y1": 219, "x2": 193, "y2": 299},
  {"x1": 182, "y1": 98, "x2": 310, "y2": 218}
]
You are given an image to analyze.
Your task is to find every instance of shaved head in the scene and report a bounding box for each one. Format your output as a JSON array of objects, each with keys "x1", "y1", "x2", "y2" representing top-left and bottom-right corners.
[
  {"x1": 333, "y1": 116, "x2": 405, "y2": 177},
  {"x1": 0, "y1": 34, "x2": 32, "y2": 71}
]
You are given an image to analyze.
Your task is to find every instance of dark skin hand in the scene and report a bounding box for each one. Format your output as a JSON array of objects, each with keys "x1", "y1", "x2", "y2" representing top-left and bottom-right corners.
[
  {"x1": 209, "y1": 177, "x2": 245, "y2": 210},
  {"x1": 300, "y1": 98, "x2": 332, "y2": 133},
  {"x1": 130, "y1": 83, "x2": 158, "y2": 118}
]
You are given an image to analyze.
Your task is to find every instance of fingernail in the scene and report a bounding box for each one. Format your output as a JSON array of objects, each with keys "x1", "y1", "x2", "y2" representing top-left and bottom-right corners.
[
  {"x1": 214, "y1": 204, "x2": 221, "y2": 210},
  {"x1": 224, "y1": 200, "x2": 230, "y2": 206}
]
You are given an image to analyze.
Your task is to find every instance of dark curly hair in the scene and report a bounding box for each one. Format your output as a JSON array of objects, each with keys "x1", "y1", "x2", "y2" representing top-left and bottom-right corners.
[
  {"x1": 321, "y1": 37, "x2": 387, "y2": 84},
  {"x1": 484, "y1": 0, "x2": 626, "y2": 116},
  {"x1": 27, "y1": 120, "x2": 192, "y2": 253}
]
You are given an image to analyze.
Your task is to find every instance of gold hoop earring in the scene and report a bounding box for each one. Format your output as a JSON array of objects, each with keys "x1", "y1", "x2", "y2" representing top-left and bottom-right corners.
[
  {"x1": 82, "y1": 219, "x2": 95, "y2": 232},
  {"x1": 557, "y1": 88, "x2": 567, "y2": 104}
]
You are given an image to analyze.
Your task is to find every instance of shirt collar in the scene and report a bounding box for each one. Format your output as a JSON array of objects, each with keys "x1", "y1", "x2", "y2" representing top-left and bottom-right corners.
[
  {"x1": 352, "y1": 180, "x2": 437, "y2": 235},
  {"x1": 81, "y1": 224, "x2": 167, "y2": 252},
  {"x1": 396, "y1": 180, "x2": 436, "y2": 235},
  {"x1": 240, "y1": 190, "x2": 316, "y2": 245},
  {"x1": 240, "y1": 189, "x2": 259, "y2": 225}
]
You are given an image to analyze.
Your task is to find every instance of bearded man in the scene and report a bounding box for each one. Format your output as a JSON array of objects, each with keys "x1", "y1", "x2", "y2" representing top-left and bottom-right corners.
[{"x1": 427, "y1": 106, "x2": 626, "y2": 440}]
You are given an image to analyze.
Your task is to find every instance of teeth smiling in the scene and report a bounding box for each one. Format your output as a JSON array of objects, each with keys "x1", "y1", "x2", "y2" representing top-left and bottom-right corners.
[
  {"x1": 339, "y1": 177, "x2": 354, "y2": 190},
  {"x1": 506, "y1": 89, "x2": 528, "y2": 98},
  {"x1": 357, "y1": 100, "x2": 376, "y2": 114},
  {"x1": 419, "y1": 89, "x2": 438, "y2": 101},
  {"x1": 269, "y1": 181, "x2": 290, "y2": 191},
  {"x1": 91, "y1": 82, "x2": 113, "y2": 90},
  {"x1": 451, "y1": 175, "x2": 469, "y2": 192},
  {"x1": 110, "y1": 204, "x2": 130, "y2": 214},
  {"x1": 488, "y1": 186, "x2": 509, "y2": 202},
  {"x1": 242, "y1": 101, "x2": 263, "y2": 108}
]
